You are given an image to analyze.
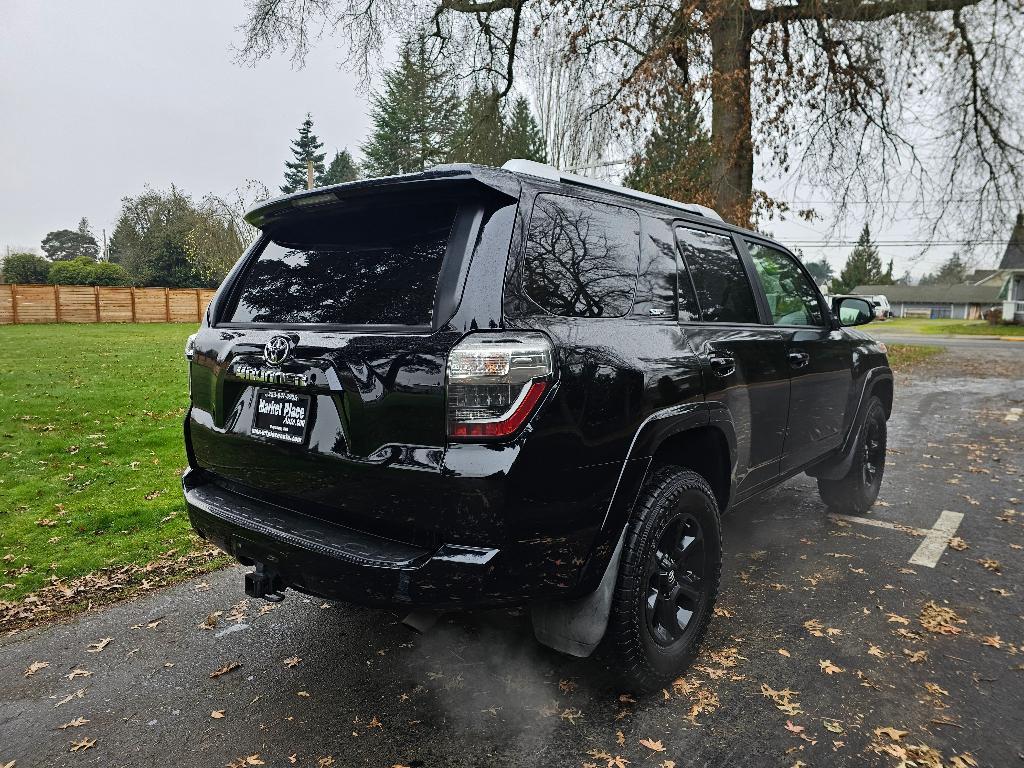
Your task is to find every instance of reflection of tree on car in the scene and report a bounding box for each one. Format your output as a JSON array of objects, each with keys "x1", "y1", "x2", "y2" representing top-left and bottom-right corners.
[{"x1": 523, "y1": 195, "x2": 639, "y2": 317}]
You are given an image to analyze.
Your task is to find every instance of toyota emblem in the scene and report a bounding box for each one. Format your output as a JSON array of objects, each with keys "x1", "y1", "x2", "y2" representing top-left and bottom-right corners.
[{"x1": 264, "y1": 335, "x2": 292, "y2": 367}]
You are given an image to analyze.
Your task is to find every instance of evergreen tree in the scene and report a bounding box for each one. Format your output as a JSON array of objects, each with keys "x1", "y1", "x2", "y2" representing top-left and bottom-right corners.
[
  {"x1": 41, "y1": 226, "x2": 99, "y2": 261},
  {"x1": 624, "y1": 90, "x2": 715, "y2": 206},
  {"x1": 320, "y1": 149, "x2": 359, "y2": 185},
  {"x1": 803, "y1": 256, "x2": 834, "y2": 286},
  {"x1": 281, "y1": 113, "x2": 327, "y2": 193},
  {"x1": 450, "y1": 87, "x2": 507, "y2": 166},
  {"x1": 920, "y1": 253, "x2": 969, "y2": 285},
  {"x1": 361, "y1": 37, "x2": 460, "y2": 176},
  {"x1": 503, "y1": 96, "x2": 547, "y2": 163},
  {"x1": 832, "y1": 224, "x2": 891, "y2": 293}
]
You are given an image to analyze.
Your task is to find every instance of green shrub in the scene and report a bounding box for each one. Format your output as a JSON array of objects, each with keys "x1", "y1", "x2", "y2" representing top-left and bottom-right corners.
[
  {"x1": 2, "y1": 252, "x2": 51, "y2": 284},
  {"x1": 47, "y1": 257, "x2": 129, "y2": 286}
]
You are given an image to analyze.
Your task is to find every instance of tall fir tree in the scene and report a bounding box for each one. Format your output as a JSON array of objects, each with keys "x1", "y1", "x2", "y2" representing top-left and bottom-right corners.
[
  {"x1": 833, "y1": 224, "x2": 892, "y2": 293},
  {"x1": 450, "y1": 87, "x2": 507, "y2": 166},
  {"x1": 320, "y1": 149, "x2": 359, "y2": 185},
  {"x1": 361, "y1": 37, "x2": 460, "y2": 176},
  {"x1": 503, "y1": 96, "x2": 547, "y2": 163},
  {"x1": 281, "y1": 113, "x2": 326, "y2": 193},
  {"x1": 624, "y1": 90, "x2": 715, "y2": 207}
]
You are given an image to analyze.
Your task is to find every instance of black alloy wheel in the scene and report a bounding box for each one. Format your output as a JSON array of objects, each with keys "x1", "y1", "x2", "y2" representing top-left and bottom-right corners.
[{"x1": 646, "y1": 513, "x2": 706, "y2": 646}]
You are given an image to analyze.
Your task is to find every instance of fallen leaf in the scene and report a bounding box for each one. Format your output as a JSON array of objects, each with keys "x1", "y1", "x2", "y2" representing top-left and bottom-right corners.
[
  {"x1": 54, "y1": 688, "x2": 87, "y2": 708},
  {"x1": 69, "y1": 738, "x2": 96, "y2": 752},
  {"x1": 874, "y1": 727, "x2": 908, "y2": 741},
  {"x1": 59, "y1": 717, "x2": 89, "y2": 729},
  {"x1": 761, "y1": 684, "x2": 801, "y2": 715},
  {"x1": 924, "y1": 683, "x2": 948, "y2": 696},
  {"x1": 823, "y1": 721, "x2": 844, "y2": 734},
  {"x1": 778, "y1": 648, "x2": 791, "y2": 657},
  {"x1": 24, "y1": 661, "x2": 49, "y2": 677},
  {"x1": 977, "y1": 558, "x2": 1002, "y2": 573},
  {"x1": 903, "y1": 649, "x2": 928, "y2": 663},
  {"x1": 616, "y1": 730, "x2": 626, "y2": 746},
  {"x1": 920, "y1": 601, "x2": 964, "y2": 634},
  {"x1": 868, "y1": 645, "x2": 886, "y2": 658},
  {"x1": 886, "y1": 613, "x2": 910, "y2": 625},
  {"x1": 66, "y1": 668, "x2": 92, "y2": 680},
  {"x1": 819, "y1": 659, "x2": 844, "y2": 675},
  {"x1": 85, "y1": 638, "x2": 112, "y2": 653},
  {"x1": 947, "y1": 537, "x2": 968, "y2": 551},
  {"x1": 210, "y1": 661, "x2": 241, "y2": 679},
  {"x1": 199, "y1": 611, "x2": 222, "y2": 630},
  {"x1": 785, "y1": 721, "x2": 805, "y2": 735},
  {"x1": 211, "y1": 710, "x2": 225, "y2": 719},
  {"x1": 297, "y1": 691, "x2": 311, "y2": 698},
  {"x1": 661, "y1": 762, "x2": 676, "y2": 768},
  {"x1": 949, "y1": 754, "x2": 978, "y2": 768},
  {"x1": 980, "y1": 635, "x2": 1004, "y2": 648},
  {"x1": 284, "y1": 656, "x2": 302, "y2": 668},
  {"x1": 639, "y1": 738, "x2": 665, "y2": 752}
]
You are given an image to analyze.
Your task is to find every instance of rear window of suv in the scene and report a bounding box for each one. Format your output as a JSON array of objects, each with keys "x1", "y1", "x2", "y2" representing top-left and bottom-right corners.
[
  {"x1": 523, "y1": 194, "x2": 640, "y2": 317},
  {"x1": 226, "y1": 198, "x2": 458, "y2": 326}
]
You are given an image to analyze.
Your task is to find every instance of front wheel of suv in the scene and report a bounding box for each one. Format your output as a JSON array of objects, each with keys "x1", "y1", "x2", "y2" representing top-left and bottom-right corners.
[
  {"x1": 817, "y1": 396, "x2": 887, "y2": 514},
  {"x1": 606, "y1": 466, "x2": 722, "y2": 690}
]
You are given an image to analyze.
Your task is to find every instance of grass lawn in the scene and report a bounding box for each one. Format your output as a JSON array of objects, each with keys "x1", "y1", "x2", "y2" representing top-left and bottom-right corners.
[
  {"x1": 883, "y1": 343, "x2": 944, "y2": 370},
  {"x1": 0, "y1": 323, "x2": 218, "y2": 606},
  {"x1": 871, "y1": 317, "x2": 1024, "y2": 336}
]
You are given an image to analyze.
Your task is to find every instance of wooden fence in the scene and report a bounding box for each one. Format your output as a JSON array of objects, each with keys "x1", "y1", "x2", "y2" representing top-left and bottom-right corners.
[{"x1": 0, "y1": 284, "x2": 217, "y2": 325}]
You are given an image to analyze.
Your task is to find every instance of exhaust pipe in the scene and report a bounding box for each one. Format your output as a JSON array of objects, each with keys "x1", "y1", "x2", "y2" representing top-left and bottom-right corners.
[{"x1": 245, "y1": 563, "x2": 285, "y2": 602}]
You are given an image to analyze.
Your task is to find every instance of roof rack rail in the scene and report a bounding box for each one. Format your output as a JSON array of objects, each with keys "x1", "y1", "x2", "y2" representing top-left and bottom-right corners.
[{"x1": 501, "y1": 159, "x2": 723, "y2": 222}]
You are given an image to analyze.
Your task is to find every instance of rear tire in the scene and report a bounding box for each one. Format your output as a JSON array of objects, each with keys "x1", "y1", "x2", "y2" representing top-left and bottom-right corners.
[
  {"x1": 817, "y1": 396, "x2": 887, "y2": 514},
  {"x1": 606, "y1": 466, "x2": 722, "y2": 691}
]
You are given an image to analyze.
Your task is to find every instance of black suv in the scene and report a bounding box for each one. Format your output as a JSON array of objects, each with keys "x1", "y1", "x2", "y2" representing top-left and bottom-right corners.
[{"x1": 182, "y1": 160, "x2": 890, "y2": 687}]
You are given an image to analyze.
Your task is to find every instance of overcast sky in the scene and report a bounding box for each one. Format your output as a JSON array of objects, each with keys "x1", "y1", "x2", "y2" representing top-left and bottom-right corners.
[{"x1": 0, "y1": 0, "x2": 1012, "y2": 278}]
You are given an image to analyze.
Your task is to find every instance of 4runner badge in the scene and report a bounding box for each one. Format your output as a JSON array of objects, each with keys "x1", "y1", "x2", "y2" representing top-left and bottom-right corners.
[{"x1": 264, "y1": 335, "x2": 291, "y2": 366}]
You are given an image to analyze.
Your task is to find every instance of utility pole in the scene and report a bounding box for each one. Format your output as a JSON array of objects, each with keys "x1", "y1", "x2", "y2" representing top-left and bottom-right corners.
[
  {"x1": 306, "y1": 159, "x2": 314, "y2": 190},
  {"x1": 102, "y1": 228, "x2": 107, "y2": 261}
]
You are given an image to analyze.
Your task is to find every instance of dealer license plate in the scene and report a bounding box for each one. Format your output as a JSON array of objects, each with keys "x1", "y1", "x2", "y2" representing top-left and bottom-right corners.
[{"x1": 251, "y1": 390, "x2": 310, "y2": 444}]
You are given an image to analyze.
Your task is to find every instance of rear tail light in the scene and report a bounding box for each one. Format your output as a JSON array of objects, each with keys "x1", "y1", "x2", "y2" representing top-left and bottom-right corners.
[{"x1": 446, "y1": 332, "x2": 554, "y2": 440}]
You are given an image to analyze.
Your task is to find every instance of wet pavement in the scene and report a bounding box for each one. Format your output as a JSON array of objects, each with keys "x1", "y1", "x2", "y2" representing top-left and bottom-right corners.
[{"x1": 1, "y1": 345, "x2": 1022, "y2": 768}]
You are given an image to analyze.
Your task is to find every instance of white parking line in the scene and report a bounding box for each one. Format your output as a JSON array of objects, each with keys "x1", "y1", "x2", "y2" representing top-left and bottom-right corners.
[
  {"x1": 908, "y1": 511, "x2": 964, "y2": 568},
  {"x1": 828, "y1": 510, "x2": 964, "y2": 568}
]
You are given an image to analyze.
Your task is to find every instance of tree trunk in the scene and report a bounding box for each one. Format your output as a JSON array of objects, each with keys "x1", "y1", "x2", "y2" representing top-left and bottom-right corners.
[{"x1": 709, "y1": 4, "x2": 754, "y2": 226}]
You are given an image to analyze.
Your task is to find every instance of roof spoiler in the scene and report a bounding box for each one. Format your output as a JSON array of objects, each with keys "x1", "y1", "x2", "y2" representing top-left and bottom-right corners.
[{"x1": 501, "y1": 159, "x2": 723, "y2": 222}]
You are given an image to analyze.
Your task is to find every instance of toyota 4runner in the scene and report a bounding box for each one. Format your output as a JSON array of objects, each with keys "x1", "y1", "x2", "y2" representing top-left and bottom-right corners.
[{"x1": 182, "y1": 160, "x2": 891, "y2": 687}]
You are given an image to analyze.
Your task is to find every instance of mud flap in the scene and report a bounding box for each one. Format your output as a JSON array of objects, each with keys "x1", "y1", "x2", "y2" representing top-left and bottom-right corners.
[{"x1": 530, "y1": 528, "x2": 626, "y2": 658}]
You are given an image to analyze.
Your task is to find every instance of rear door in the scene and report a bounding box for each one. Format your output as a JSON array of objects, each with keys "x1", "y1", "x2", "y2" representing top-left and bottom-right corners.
[
  {"x1": 674, "y1": 225, "x2": 791, "y2": 495},
  {"x1": 186, "y1": 185, "x2": 513, "y2": 542},
  {"x1": 744, "y1": 240, "x2": 852, "y2": 472}
]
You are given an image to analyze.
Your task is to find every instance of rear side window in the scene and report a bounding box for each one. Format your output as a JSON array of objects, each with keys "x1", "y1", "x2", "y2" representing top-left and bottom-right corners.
[
  {"x1": 675, "y1": 227, "x2": 760, "y2": 324},
  {"x1": 523, "y1": 194, "x2": 640, "y2": 318},
  {"x1": 226, "y1": 199, "x2": 458, "y2": 325}
]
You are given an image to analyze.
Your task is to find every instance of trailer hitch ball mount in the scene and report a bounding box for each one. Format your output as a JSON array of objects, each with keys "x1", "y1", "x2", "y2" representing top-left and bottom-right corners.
[{"x1": 245, "y1": 562, "x2": 285, "y2": 603}]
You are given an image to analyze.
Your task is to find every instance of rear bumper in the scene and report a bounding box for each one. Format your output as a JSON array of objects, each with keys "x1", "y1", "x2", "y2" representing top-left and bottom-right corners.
[{"x1": 183, "y1": 469, "x2": 590, "y2": 608}]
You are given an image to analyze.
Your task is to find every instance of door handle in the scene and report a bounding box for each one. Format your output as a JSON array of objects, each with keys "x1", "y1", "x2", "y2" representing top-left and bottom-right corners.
[
  {"x1": 788, "y1": 351, "x2": 810, "y2": 368},
  {"x1": 709, "y1": 356, "x2": 736, "y2": 377}
]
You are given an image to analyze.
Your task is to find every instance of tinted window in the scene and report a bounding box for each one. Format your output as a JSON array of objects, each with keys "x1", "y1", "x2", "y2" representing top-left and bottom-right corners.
[
  {"x1": 747, "y1": 241, "x2": 825, "y2": 326},
  {"x1": 676, "y1": 227, "x2": 759, "y2": 323},
  {"x1": 524, "y1": 194, "x2": 640, "y2": 317},
  {"x1": 227, "y1": 199, "x2": 457, "y2": 325},
  {"x1": 632, "y1": 221, "x2": 700, "y2": 321}
]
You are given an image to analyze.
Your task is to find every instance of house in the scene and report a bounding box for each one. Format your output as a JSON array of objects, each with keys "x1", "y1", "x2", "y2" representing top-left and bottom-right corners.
[
  {"x1": 851, "y1": 283, "x2": 1000, "y2": 319},
  {"x1": 970, "y1": 211, "x2": 1024, "y2": 323}
]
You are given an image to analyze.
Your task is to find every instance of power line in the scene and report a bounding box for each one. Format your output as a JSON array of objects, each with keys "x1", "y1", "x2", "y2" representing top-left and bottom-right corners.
[{"x1": 787, "y1": 239, "x2": 1011, "y2": 247}]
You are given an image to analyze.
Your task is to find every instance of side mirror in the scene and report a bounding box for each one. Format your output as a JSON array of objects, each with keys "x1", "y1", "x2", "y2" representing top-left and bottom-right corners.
[{"x1": 833, "y1": 297, "x2": 874, "y2": 326}]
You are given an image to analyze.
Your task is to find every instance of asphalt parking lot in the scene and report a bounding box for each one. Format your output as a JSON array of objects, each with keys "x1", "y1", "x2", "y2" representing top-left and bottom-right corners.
[{"x1": 1, "y1": 344, "x2": 1021, "y2": 768}]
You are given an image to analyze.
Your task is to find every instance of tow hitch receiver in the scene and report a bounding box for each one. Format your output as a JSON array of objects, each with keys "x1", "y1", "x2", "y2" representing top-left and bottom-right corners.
[{"x1": 245, "y1": 563, "x2": 285, "y2": 602}]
